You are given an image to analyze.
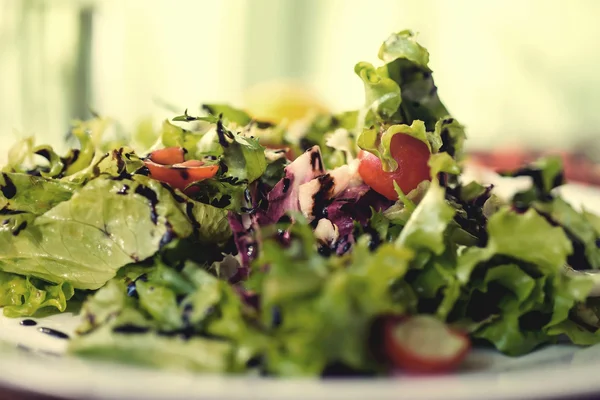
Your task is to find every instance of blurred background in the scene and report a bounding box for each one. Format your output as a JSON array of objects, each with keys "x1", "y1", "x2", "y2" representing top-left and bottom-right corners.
[{"x1": 1, "y1": 0, "x2": 600, "y2": 162}]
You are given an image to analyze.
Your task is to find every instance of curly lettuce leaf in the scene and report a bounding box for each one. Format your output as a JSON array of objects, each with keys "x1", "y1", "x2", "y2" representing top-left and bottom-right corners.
[
  {"x1": 378, "y1": 29, "x2": 430, "y2": 66},
  {"x1": 446, "y1": 205, "x2": 600, "y2": 355},
  {"x1": 502, "y1": 156, "x2": 565, "y2": 212},
  {"x1": 435, "y1": 117, "x2": 467, "y2": 161},
  {"x1": 383, "y1": 40, "x2": 449, "y2": 130},
  {"x1": 457, "y1": 208, "x2": 573, "y2": 284},
  {"x1": 2, "y1": 137, "x2": 35, "y2": 173},
  {"x1": 71, "y1": 262, "x2": 268, "y2": 372},
  {"x1": 0, "y1": 271, "x2": 75, "y2": 317},
  {"x1": 501, "y1": 156, "x2": 600, "y2": 270},
  {"x1": 465, "y1": 267, "x2": 596, "y2": 355},
  {"x1": 1, "y1": 172, "x2": 79, "y2": 215},
  {"x1": 2, "y1": 119, "x2": 106, "y2": 178},
  {"x1": 534, "y1": 198, "x2": 600, "y2": 270},
  {"x1": 354, "y1": 62, "x2": 402, "y2": 121},
  {"x1": 249, "y1": 221, "x2": 413, "y2": 375},
  {"x1": 354, "y1": 30, "x2": 452, "y2": 131}
]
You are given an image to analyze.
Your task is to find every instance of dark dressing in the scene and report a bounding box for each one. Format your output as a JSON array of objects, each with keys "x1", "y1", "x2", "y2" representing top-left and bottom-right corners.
[
  {"x1": 216, "y1": 119, "x2": 231, "y2": 148},
  {"x1": 134, "y1": 165, "x2": 150, "y2": 176},
  {"x1": 363, "y1": 225, "x2": 381, "y2": 251},
  {"x1": 271, "y1": 306, "x2": 282, "y2": 328},
  {"x1": 11, "y1": 221, "x2": 27, "y2": 236},
  {"x1": 117, "y1": 184, "x2": 130, "y2": 195},
  {"x1": 113, "y1": 148, "x2": 125, "y2": 172},
  {"x1": 202, "y1": 104, "x2": 216, "y2": 115},
  {"x1": 65, "y1": 148, "x2": 80, "y2": 165},
  {"x1": 310, "y1": 174, "x2": 334, "y2": 223},
  {"x1": 185, "y1": 202, "x2": 202, "y2": 231},
  {"x1": 34, "y1": 148, "x2": 52, "y2": 160},
  {"x1": 38, "y1": 327, "x2": 70, "y2": 339},
  {"x1": 92, "y1": 153, "x2": 110, "y2": 176},
  {"x1": 0, "y1": 173, "x2": 17, "y2": 199},
  {"x1": 113, "y1": 324, "x2": 150, "y2": 334},
  {"x1": 282, "y1": 178, "x2": 291, "y2": 194},
  {"x1": 126, "y1": 273, "x2": 148, "y2": 298},
  {"x1": 0, "y1": 207, "x2": 25, "y2": 215},
  {"x1": 178, "y1": 168, "x2": 190, "y2": 180},
  {"x1": 309, "y1": 150, "x2": 324, "y2": 172},
  {"x1": 159, "y1": 222, "x2": 176, "y2": 248},
  {"x1": 244, "y1": 188, "x2": 252, "y2": 203},
  {"x1": 134, "y1": 185, "x2": 159, "y2": 224},
  {"x1": 213, "y1": 195, "x2": 232, "y2": 209}
]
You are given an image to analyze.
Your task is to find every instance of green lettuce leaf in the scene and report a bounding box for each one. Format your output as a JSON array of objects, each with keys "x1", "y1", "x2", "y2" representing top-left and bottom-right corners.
[
  {"x1": 396, "y1": 182, "x2": 455, "y2": 255},
  {"x1": 356, "y1": 120, "x2": 440, "y2": 172},
  {"x1": 202, "y1": 103, "x2": 252, "y2": 127},
  {"x1": 381, "y1": 35, "x2": 450, "y2": 130},
  {"x1": 378, "y1": 29, "x2": 430, "y2": 66},
  {"x1": 248, "y1": 221, "x2": 414, "y2": 376},
  {"x1": 71, "y1": 262, "x2": 268, "y2": 372},
  {"x1": 473, "y1": 313, "x2": 549, "y2": 356},
  {"x1": 2, "y1": 119, "x2": 106, "y2": 178},
  {"x1": 154, "y1": 120, "x2": 203, "y2": 154},
  {"x1": 1, "y1": 172, "x2": 79, "y2": 215},
  {"x1": 0, "y1": 176, "x2": 197, "y2": 289},
  {"x1": 434, "y1": 117, "x2": 467, "y2": 160},
  {"x1": 534, "y1": 198, "x2": 600, "y2": 270},
  {"x1": 504, "y1": 156, "x2": 565, "y2": 203},
  {"x1": 61, "y1": 146, "x2": 145, "y2": 185},
  {"x1": 0, "y1": 271, "x2": 75, "y2": 317},
  {"x1": 70, "y1": 325, "x2": 235, "y2": 372},
  {"x1": 457, "y1": 208, "x2": 573, "y2": 284},
  {"x1": 354, "y1": 62, "x2": 402, "y2": 121},
  {"x1": 354, "y1": 29, "x2": 451, "y2": 130},
  {"x1": 466, "y1": 268, "x2": 596, "y2": 355},
  {"x1": 2, "y1": 137, "x2": 35, "y2": 173},
  {"x1": 221, "y1": 130, "x2": 267, "y2": 184},
  {"x1": 428, "y1": 152, "x2": 461, "y2": 178}
]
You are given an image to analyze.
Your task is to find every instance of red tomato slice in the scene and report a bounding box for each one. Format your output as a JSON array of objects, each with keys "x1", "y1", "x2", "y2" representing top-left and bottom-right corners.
[
  {"x1": 148, "y1": 147, "x2": 186, "y2": 165},
  {"x1": 384, "y1": 315, "x2": 470, "y2": 374},
  {"x1": 144, "y1": 147, "x2": 218, "y2": 193},
  {"x1": 358, "y1": 134, "x2": 431, "y2": 201}
]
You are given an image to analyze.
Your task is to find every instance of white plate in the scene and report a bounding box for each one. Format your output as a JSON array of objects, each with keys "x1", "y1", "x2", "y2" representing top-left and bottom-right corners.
[{"x1": 2, "y1": 174, "x2": 600, "y2": 400}]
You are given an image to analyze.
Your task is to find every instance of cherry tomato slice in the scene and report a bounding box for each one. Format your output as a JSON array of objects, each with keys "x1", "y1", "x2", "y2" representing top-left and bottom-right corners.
[
  {"x1": 384, "y1": 316, "x2": 470, "y2": 374},
  {"x1": 358, "y1": 134, "x2": 431, "y2": 201},
  {"x1": 148, "y1": 146, "x2": 186, "y2": 165},
  {"x1": 143, "y1": 147, "x2": 218, "y2": 193}
]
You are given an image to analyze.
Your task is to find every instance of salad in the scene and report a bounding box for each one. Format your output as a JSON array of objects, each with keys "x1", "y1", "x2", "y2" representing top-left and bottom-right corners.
[{"x1": 2, "y1": 30, "x2": 600, "y2": 377}]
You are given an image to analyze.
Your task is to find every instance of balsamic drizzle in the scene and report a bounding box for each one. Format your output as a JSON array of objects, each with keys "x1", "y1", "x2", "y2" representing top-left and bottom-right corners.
[{"x1": 37, "y1": 327, "x2": 70, "y2": 340}]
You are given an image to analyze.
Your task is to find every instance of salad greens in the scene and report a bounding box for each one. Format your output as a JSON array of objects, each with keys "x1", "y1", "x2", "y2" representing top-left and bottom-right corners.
[{"x1": 2, "y1": 29, "x2": 600, "y2": 376}]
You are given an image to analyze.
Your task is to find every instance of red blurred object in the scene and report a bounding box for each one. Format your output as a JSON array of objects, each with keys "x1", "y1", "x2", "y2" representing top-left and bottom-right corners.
[
  {"x1": 468, "y1": 148, "x2": 600, "y2": 186},
  {"x1": 383, "y1": 316, "x2": 470, "y2": 374}
]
